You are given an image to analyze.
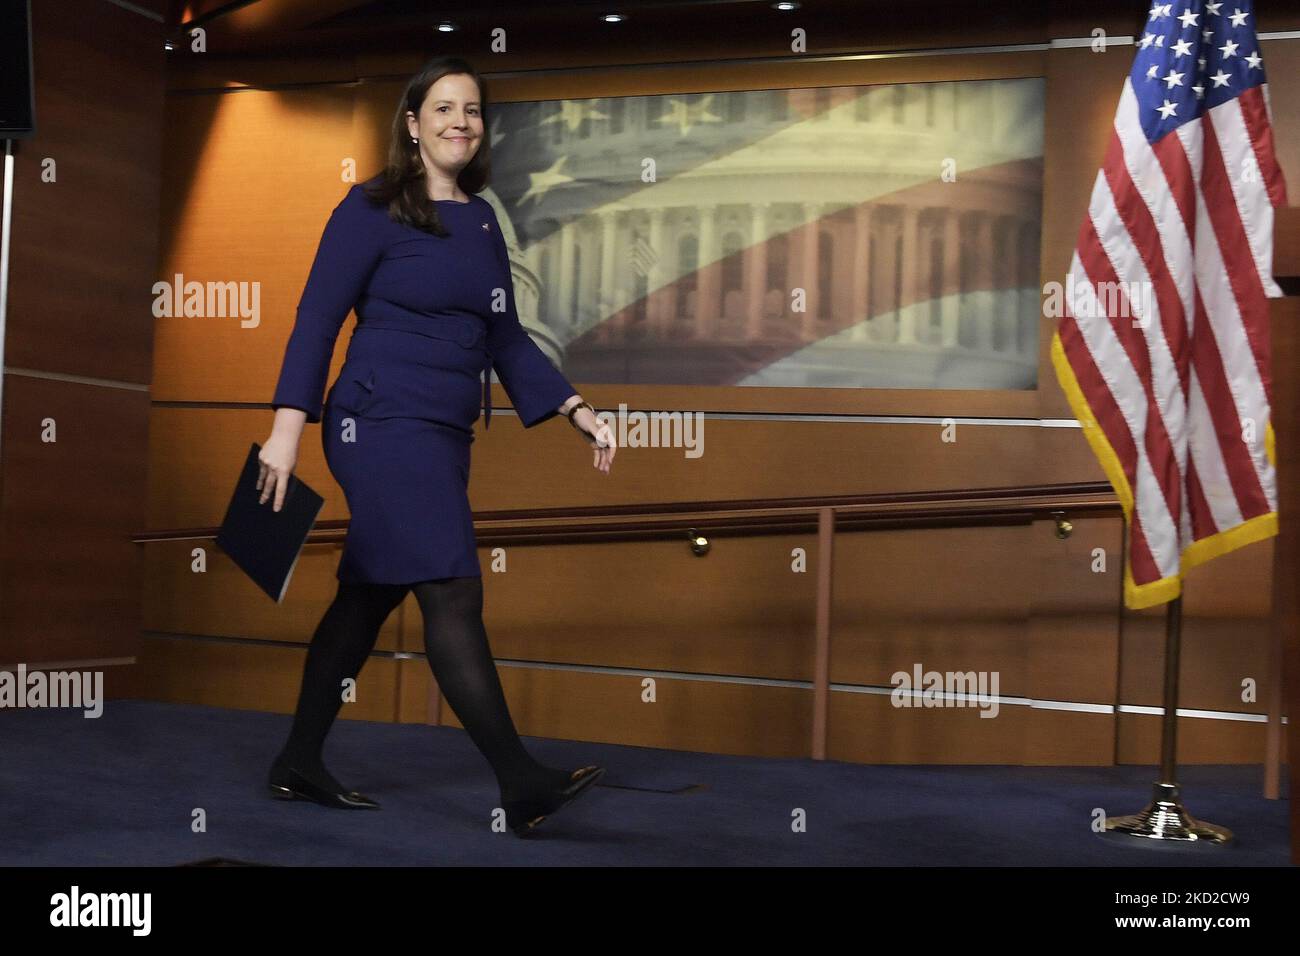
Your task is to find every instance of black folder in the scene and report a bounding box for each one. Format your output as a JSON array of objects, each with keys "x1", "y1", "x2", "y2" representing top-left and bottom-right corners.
[{"x1": 216, "y1": 442, "x2": 324, "y2": 602}]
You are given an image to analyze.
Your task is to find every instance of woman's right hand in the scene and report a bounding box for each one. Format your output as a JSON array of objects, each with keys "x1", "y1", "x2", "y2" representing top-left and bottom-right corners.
[{"x1": 258, "y1": 429, "x2": 300, "y2": 512}]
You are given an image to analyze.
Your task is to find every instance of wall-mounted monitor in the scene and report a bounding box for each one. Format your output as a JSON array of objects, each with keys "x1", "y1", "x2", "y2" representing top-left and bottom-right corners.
[{"x1": 0, "y1": 0, "x2": 36, "y2": 138}]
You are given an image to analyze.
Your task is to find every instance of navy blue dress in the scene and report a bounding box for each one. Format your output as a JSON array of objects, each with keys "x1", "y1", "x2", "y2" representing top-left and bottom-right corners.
[{"x1": 270, "y1": 182, "x2": 577, "y2": 584}]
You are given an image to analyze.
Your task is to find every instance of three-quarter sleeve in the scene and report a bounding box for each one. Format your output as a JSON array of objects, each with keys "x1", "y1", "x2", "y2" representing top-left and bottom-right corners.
[
  {"x1": 483, "y1": 205, "x2": 578, "y2": 428},
  {"x1": 271, "y1": 184, "x2": 387, "y2": 424}
]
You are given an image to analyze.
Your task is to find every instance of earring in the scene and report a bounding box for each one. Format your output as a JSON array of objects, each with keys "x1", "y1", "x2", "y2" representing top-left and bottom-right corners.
[{"x1": 411, "y1": 136, "x2": 418, "y2": 143}]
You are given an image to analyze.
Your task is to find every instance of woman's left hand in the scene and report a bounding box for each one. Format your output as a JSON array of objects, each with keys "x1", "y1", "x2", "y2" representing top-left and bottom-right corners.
[{"x1": 571, "y1": 406, "x2": 616, "y2": 474}]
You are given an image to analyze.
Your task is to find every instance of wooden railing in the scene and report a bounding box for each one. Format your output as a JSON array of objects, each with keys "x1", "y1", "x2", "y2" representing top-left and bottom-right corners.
[
  {"x1": 134, "y1": 479, "x2": 1120, "y2": 546},
  {"x1": 134, "y1": 478, "x2": 1122, "y2": 757}
]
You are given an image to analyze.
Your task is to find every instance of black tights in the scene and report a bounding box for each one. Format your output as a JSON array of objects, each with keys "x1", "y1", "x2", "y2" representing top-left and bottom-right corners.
[{"x1": 274, "y1": 576, "x2": 572, "y2": 803}]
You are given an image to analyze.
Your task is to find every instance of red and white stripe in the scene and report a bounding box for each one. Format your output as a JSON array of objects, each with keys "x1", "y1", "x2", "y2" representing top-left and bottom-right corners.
[{"x1": 1055, "y1": 76, "x2": 1285, "y2": 609}]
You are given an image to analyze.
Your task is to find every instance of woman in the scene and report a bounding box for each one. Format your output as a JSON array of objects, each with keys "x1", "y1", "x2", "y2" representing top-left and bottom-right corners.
[{"x1": 256, "y1": 55, "x2": 616, "y2": 837}]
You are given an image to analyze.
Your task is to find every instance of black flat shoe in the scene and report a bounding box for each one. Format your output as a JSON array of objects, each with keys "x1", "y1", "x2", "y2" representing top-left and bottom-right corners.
[
  {"x1": 504, "y1": 765, "x2": 605, "y2": 836},
  {"x1": 267, "y1": 765, "x2": 381, "y2": 810}
]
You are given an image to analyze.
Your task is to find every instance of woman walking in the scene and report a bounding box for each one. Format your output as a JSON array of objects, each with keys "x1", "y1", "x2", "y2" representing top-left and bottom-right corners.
[{"x1": 256, "y1": 55, "x2": 615, "y2": 837}]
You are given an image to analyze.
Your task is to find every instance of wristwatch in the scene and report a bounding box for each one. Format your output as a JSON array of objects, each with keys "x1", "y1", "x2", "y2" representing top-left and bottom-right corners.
[
  {"x1": 566, "y1": 400, "x2": 595, "y2": 427},
  {"x1": 566, "y1": 400, "x2": 604, "y2": 446}
]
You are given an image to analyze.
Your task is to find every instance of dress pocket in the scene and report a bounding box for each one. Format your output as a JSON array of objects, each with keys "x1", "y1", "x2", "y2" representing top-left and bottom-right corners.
[{"x1": 332, "y1": 366, "x2": 378, "y2": 416}]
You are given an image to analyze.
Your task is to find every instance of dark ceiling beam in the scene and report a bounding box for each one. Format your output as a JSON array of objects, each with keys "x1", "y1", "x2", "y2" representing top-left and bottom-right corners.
[{"x1": 171, "y1": 0, "x2": 374, "y2": 34}]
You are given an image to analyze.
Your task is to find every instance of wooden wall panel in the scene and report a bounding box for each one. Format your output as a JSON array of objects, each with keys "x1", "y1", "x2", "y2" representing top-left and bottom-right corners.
[
  {"x1": 465, "y1": 533, "x2": 819, "y2": 680},
  {"x1": 146, "y1": 409, "x2": 1110, "y2": 530},
  {"x1": 396, "y1": 657, "x2": 434, "y2": 725},
  {"x1": 830, "y1": 524, "x2": 1033, "y2": 688},
  {"x1": 405, "y1": 657, "x2": 813, "y2": 759},
  {"x1": 1027, "y1": 514, "x2": 1124, "y2": 706},
  {"x1": 137, "y1": 635, "x2": 399, "y2": 722},
  {"x1": 1261, "y1": 40, "x2": 1300, "y2": 201},
  {"x1": 1037, "y1": 46, "x2": 1133, "y2": 421},
  {"x1": 1026, "y1": 708, "x2": 1117, "y2": 767},
  {"x1": 139, "y1": 404, "x2": 1277, "y2": 764},
  {"x1": 1119, "y1": 551, "x2": 1277, "y2": 715},
  {"x1": 135, "y1": 628, "x2": 1279, "y2": 765},
  {"x1": 141, "y1": 540, "x2": 405, "y2": 653},
  {"x1": 467, "y1": 416, "x2": 1080, "y2": 513},
  {"x1": 1118, "y1": 714, "x2": 1281, "y2": 766},
  {"x1": 829, "y1": 693, "x2": 1111, "y2": 764},
  {"x1": 153, "y1": 87, "x2": 360, "y2": 408},
  {"x1": 5, "y1": 0, "x2": 165, "y2": 384},
  {"x1": 0, "y1": 0, "x2": 164, "y2": 669},
  {"x1": 145, "y1": 408, "x2": 347, "y2": 530},
  {"x1": 1, "y1": 378, "x2": 150, "y2": 664}
]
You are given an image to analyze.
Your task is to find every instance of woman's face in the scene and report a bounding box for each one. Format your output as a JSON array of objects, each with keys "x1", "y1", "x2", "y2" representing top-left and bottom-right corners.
[{"x1": 406, "y1": 73, "x2": 484, "y2": 178}]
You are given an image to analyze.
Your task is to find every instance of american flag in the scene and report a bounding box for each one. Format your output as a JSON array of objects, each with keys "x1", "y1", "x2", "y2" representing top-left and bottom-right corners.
[{"x1": 1050, "y1": 0, "x2": 1287, "y2": 610}]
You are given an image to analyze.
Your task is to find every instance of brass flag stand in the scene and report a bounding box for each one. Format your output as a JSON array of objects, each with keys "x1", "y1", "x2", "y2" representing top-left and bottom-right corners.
[{"x1": 1101, "y1": 593, "x2": 1233, "y2": 846}]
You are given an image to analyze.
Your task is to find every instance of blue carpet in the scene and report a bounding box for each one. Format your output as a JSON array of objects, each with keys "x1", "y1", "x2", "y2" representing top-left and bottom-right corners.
[{"x1": 0, "y1": 700, "x2": 1290, "y2": 866}]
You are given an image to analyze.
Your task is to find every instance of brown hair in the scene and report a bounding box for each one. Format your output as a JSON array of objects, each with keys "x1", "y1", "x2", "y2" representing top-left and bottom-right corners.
[{"x1": 363, "y1": 55, "x2": 492, "y2": 237}]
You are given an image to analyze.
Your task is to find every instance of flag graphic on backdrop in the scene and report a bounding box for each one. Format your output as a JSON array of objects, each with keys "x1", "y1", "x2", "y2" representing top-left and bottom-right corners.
[
  {"x1": 489, "y1": 78, "x2": 1046, "y2": 391},
  {"x1": 1049, "y1": 0, "x2": 1287, "y2": 610}
]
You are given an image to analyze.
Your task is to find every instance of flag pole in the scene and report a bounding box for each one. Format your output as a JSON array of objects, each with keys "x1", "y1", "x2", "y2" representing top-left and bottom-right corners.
[{"x1": 1101, "y1": 591, "x2": 1233, "y2": 846}]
